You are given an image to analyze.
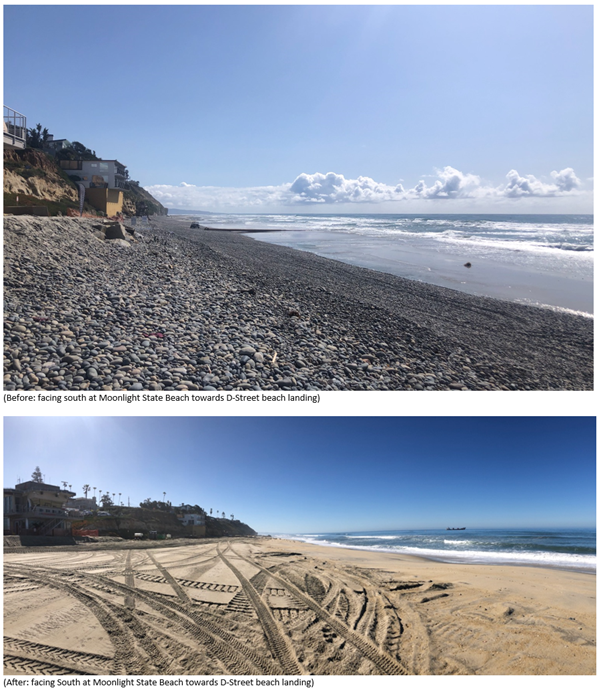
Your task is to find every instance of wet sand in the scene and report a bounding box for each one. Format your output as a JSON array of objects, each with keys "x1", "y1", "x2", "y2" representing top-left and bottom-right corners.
[
  {"x1": 3, "y1": 537, "x2": 595, "y2": 675},
  {"x1": 243, "y1": 228, "x2": 593, "y2": 315}
]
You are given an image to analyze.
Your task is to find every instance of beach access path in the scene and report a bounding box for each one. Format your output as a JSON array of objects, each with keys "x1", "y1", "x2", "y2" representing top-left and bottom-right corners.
[{"x1": 3, "y1": 214, "x2": 593, "y2": 391}]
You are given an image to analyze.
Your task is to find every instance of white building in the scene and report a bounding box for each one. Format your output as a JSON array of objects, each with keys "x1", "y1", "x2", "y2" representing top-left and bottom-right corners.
[
  {"x1": 180, "y1": 513, "x2": 205, "y2": 526},
  {"x1": 59, "y1": 159, "x2": 128, "y2": 190}
]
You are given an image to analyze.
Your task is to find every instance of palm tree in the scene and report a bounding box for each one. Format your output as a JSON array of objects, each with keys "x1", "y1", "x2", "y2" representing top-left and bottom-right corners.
[
  {"x1": 230, "y1": 514, "x2": 234, "y2": 521},
  {"x1": 61, "y1": 481, "x2": 68, "y2": 490},
  {"x1": 93, "y1": 486, "x2": 97, "y2": 499},
  {"x1": 210, "y1": 508, "x2": 213, "y2": 516},
  {"x1": 119, "y1": 492, "x2": 122, "y2": 506},
  {"x1": 83, "y1": 484, "x2": 90, "y2": 498},
  {"x1": 69, "y1": 484, "x2": 72, "y2": 492},
  {"x1": 222, "y1": 512, "x2": 225, "y2": 519},
  {"x1": 112, "y1": 493, "x2": 116, "y2": 505},
  {"x1": 163, "y1": 491, "x2": 166, "y2": 504}
]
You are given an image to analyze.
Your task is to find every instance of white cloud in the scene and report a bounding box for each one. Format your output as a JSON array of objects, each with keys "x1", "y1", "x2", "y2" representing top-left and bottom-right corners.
[
  {"x1": 413, "y1": 166, "x2": 482, "y2": 199},
  {"x1": 503, "y1": 168, "x2": 582, "y2": 198},
  {"x1": 145, "y1": 167, "x2": 587, "y2": 211},
  {"x1": 551, "y1": 167, "x2": 581, "y2": 192},
  {"x1": 289, "y1": 172, "x2": 406, "y2": 204}
]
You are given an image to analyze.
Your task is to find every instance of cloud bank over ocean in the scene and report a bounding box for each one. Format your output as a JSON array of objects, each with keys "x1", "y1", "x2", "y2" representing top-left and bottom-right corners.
[{"x1": 146, "y1": 166, "x2": 590, "y2": 212}]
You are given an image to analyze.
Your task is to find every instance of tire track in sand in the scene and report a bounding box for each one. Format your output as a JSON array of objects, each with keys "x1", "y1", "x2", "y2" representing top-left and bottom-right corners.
[
  {"x1": 229, "y1": 544, "x2": 409, "y2": 675},
  {"x1": 4, "y1": 654, "x2": 92, "y2": 676},
  {"x1": 146, "y1": 550, "x2": 191, "y2": 603},
  {"x1": 218, "y1": 545, "x2": 303, "y2": 675},
  {"x1": 124, "y1": 550, "x2": 135, "y2": 609},
  {"x1": 90, "y1": 572, "x2": 278, "y2": 675},
  {"x1": 3, "y1": 636, "x2": 112, "y2": 675},
  {"x1": 4, "y1": 566, "x2": 152, "y2": 675}
]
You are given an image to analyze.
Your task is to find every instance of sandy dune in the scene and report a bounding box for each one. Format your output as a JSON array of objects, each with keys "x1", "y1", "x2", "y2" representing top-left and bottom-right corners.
[{"x1": 3, "y1": 538, "x2": 595, "y2": 675}]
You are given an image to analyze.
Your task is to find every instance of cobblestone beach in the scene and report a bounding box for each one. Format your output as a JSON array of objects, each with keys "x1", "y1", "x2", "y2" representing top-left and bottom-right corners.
[{"x1": 3, "y1": 215, "x2": 593, "y2": 391}]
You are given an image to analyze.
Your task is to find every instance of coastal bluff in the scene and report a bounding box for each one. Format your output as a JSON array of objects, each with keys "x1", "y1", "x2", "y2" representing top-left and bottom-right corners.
[
  {"x1": 3, "y1": 214, "x2": 593, "y2": 391},
  {"x1": 70, "y1": 509, "x2": 256, "y2": 540},
  {"x1": 4, "y1": 147, "x2": 167, "y2": 217}
]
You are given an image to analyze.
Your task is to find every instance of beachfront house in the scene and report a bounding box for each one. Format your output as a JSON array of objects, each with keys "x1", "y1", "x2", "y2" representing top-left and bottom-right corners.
[
  {"x1": 180, "y1": 513, "x2": 205, "y2": 526},
  {"x1": 179, "y1": 513, "x2": 206, "y2": 537},
  {"x1": 59, "y1": 158, "x2": 128, "y2": 216},
  {"x1": 3, "y1": 481, "x2": 76, "y2": 537},
  {"x1": 3, "y1": 105, "x2": 27, "y2": 150},
  {"x1": 43, "y1": 135, "x2": 72, "y2": 155}
]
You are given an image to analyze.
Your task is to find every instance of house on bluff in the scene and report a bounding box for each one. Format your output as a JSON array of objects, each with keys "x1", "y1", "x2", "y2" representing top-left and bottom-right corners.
[
  {"x1": 60, "y1": 158, "x2": 128, "y2": 216},
  {"x1": 179, "y1": 513, "x2": 206, "y2": 537},
  {"x1": 3, "y1": 481, "x2": 76, "y2": 537}
]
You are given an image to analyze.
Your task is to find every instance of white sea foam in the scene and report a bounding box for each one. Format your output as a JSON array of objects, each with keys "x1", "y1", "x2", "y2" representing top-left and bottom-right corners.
[
  {"x1": 513, "y1": 301, "x2": 594, "y2": 319},
  {"x1": 344, "y1": 535, "x2": 402, "y2": 540},
  {"x1": 213, "y1": 212, "x2": 594, "y2": 312},
  {"x1": 284, "y1": 536, "x2": 596, "y2": 572},
  {"x1": 443, "y1": 539, "x2": 472, "y2": 545}
]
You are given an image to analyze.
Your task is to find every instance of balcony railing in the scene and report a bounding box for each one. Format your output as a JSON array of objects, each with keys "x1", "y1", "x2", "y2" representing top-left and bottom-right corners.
[
  {"x1": 5, "y1": 507, "x2": 68, "y2": 518},
  {"x1": 3, "y1": 105, "x2": 27, "y2": 149}
]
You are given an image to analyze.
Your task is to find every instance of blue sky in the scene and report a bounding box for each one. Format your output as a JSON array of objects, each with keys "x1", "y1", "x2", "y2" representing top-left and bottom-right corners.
[
  {"x1": 3, "y1": 417, "x2": 596, "y2": 533},
  {"x1": 3, "y1": 4, "x2": 593, "y2": 213}
]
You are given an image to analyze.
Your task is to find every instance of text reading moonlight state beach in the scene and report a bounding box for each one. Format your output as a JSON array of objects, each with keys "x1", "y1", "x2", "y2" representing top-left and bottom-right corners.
[{"x1": 5, "y1": 393, "x2": 320, "y2": 404}]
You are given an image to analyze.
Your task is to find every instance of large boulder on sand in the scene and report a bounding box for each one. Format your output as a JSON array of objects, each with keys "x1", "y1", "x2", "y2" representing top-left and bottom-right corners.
[{"x1": 103, "y1": 222, "x2": 128, "y2": 240}]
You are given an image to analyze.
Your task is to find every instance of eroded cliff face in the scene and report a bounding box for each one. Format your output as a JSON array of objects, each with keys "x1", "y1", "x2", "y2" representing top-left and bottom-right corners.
[
  {"x1": 4, "y1": 148, "x2": 167, "y2": 216},
  {"x1": 4, "y1": 148, "x2": 79, "y2": 202}
]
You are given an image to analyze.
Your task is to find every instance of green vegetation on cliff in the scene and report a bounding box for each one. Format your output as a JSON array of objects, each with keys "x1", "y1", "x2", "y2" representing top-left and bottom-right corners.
[
  {"x1": 4, "y1": 147, "x2": 167, "y2": 217},
  {"x1": 71, "y1": 505, "x2": 256, "y2": 540}
]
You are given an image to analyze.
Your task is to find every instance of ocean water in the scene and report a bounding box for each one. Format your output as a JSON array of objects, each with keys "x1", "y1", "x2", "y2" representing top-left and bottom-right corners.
[
  {"x1": 279, "y1": 528, "x2": 596, "y2": 573},
  {"x1": 189, "y1": 213, "x2": 594, "y2": 315}
]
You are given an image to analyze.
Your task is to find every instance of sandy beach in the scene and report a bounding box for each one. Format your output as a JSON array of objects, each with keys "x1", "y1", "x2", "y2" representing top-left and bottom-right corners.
[
  {"x1": 3, "y1": 215, "x2": 593, "y2": 390},
  {"x1": 3, "y1": 537, "x2": 595, "y2": 675}
]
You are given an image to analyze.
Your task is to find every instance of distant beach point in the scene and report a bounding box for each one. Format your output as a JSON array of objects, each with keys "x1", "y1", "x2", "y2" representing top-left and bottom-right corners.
[{"x1": 3, "y1": 214, "x2": 593, "y2": 391}]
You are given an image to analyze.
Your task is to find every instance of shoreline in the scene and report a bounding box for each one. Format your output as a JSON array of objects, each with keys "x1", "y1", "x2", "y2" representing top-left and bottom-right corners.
[
  {"x1": 273, "y1": 536, "x2": 596, "y2": 575},
  {"x1": 245, "y1": 229, "x2": 593, "y2": 317},
  {"x1": 3, "y1": 214, "x2": 593, "y2": 391},
  {"x1": 4, "y1": 536, "x2": 595, "y2": 675},
  {"x1": 190, "y1": 220, "x2": 593, "y2": 316}
]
